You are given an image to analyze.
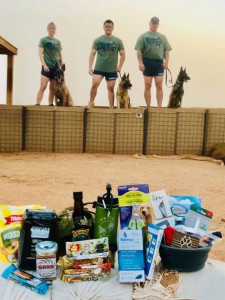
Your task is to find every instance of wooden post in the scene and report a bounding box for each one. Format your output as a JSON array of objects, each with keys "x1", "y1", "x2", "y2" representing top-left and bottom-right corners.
[{"x1": 7, "y1": 54, "x2": 14, "y2": 105}]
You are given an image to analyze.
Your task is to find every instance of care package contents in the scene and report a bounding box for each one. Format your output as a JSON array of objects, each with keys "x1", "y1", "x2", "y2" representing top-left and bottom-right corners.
[
  {"x1": 1, "y1": 264, "x2": 52, "y2": 295},
  {"x1": 0, "y1": 205, "x2": 45, "y2": 263},
  {"x1": 118, "y1": 184, "x2": 151, "y2": 230},
  {"x1": 118, "y1": 230, "x2": 145, "y2": 283},
  {"x1": 36, "y1": 241, "x2": 58, "y2": 281},
  {"x1": 60, "y1": 237, "x2": 111, "y2": 282},
  {"x1": 145, "y1": 224, "x2": 163, "y2": 280},
  {"x1": 18, "y1": 209, "x2": 58, "y2": 270},
  {"x1": 168, "y1": 195, "x2": 202, "y2": 223},
  {"x1": 150, "y1": 190, "x2": 174, "y2": 228},
  {"x1": 185, "y1": 204, "x2": 213, "y2": 230}
]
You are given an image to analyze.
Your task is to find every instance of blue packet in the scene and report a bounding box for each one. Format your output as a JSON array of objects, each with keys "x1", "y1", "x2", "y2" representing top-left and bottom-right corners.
[{"x1": 1, "y1": 264, "x2": 52, "y2": 295}]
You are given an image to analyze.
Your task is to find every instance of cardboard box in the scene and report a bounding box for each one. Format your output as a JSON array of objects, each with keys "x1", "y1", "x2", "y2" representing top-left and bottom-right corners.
[
  {"x1": 118, "y1": 230, "x2": 145, "y2": 283},
  {"x1": 150, "y1": 190, "x2": 172, "y2": 219},
  {"x1": 185, "y1": 204, "x2": 213, "y2": 230},
  {"x1": 145, "y1": 224, "x2": 163, "y2": 280},
  {"x1": 168, "y1": 195, "x2": 202, "y2": 223}
]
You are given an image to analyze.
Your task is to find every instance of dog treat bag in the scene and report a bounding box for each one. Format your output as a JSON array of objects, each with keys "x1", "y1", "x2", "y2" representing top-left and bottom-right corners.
[{"x1": 0, "y1": 205, "x2": 45, "y2": 263}]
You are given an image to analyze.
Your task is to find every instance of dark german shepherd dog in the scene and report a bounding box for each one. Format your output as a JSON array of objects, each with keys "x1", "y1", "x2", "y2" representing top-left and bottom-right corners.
[
  {"x1": 167, "y1": 67, "x2": 190, "y2": 108},
  {"x1": 54, "y1": 64, "x2": 74, "y2": 107},
  {"x1": 116, "y1": 73, "x2": 132, "y2": 109}
]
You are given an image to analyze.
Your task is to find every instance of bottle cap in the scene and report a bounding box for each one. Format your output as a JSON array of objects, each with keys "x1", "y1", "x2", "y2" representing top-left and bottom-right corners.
[{"x1": 73, "y1": 191, "x2": 83, "y2": 199}]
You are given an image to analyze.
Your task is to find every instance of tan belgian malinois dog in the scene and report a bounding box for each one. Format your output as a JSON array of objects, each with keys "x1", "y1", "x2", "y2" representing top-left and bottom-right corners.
[
  {"x1": 116, "y1": 73, "x2": 132, "y2": 109},
  {"x1": 54, "y1": 64, "x2": 74, "y2": 106}
]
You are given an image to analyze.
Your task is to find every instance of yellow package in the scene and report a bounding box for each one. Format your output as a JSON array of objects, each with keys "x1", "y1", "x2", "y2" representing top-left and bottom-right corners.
[{"x1": 0, "y1": 205, "x2": 45, "y2": 263}]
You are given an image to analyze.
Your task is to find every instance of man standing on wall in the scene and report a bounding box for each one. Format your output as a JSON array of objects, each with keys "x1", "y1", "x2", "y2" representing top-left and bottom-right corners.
[
  {"x1": 88, "y1": 20, "x2": 125, "y2": 108},
  {"x1": 135, "y1": 17, "x2": 172, "y2": 108}
]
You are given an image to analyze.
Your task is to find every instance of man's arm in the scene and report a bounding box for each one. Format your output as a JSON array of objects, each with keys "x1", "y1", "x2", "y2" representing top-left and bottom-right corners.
[
  {"x1": 136, "y1": 50, "x2": 145, "y2": 72},
  {"x1": 88, "y1": 49, "x2": 97, "y2": 75},
  {"x1": 38, "y1": 47, "x2": 49, "y2": 72},
  {"x1": 162, "y1": 50, "x2": 169, "y2": 69},
  {"x1": 116, "y1": 49, "x2": 125, "y2": 72}
]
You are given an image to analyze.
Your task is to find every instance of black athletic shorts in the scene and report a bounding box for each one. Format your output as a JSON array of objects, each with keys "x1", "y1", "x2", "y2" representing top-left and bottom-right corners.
[
  {"x1": 93, "y1": 70, "x2": 118, "y2": 81},
  {"x1": 41, "y1": 66, "x2": 57, "y2": 79},
  {"x1": 143, "y1": 58, "x2": 164, "y2": 77}
]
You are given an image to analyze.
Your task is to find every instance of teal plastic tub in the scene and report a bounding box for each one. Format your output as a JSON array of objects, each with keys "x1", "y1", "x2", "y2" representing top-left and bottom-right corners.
[{"x1": 159, "y1": 243, "x2": 212, "y2": 272}]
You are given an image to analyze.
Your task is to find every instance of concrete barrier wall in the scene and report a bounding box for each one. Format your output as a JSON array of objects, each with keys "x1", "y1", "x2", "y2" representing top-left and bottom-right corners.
[{"x1": 0, "y1": 105, "x2": 225, "y2": 155}]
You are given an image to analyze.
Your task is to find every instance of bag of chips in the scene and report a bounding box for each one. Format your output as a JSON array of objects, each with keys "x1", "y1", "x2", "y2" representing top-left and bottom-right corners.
[{"x1": 0, "y1": 205, "x2": 45, "y2": 263}]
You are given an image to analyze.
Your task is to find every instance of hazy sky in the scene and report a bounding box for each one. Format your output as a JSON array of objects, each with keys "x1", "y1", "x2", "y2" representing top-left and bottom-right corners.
[{"x1": 0, "y1": 0, "x2": 225, "y2": 108}]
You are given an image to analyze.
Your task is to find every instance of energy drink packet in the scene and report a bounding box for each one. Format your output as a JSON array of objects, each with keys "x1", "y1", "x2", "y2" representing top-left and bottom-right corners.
[{"x1": 1, "y1": 264, "x2": 52, "y2": 295}]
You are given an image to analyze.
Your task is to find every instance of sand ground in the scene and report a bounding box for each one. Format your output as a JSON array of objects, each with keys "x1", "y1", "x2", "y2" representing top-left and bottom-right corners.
[{"x1": 0, "y1": 152, "x2": 224, "y2": 261}]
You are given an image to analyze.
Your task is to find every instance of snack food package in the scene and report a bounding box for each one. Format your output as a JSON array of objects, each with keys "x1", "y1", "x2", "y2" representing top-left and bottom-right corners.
[
  {"x1": 0, "y1": 205, "x2": 45, "y2": 263},
  {"x1": 1, "y1": 264, "x2": 51, "y2": 295},
  {"x1": 66, "y1": 237, "x2": 109, "y2": 258},
  {"x1": 60, "y1": 262, "x2": 111, "y2": 282},
  {"x1": 59, "y1": 255, "x2": 109, "y2": 270}
]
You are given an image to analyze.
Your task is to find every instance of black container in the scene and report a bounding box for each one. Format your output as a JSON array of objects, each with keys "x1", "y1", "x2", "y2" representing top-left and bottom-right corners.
[
  {"x1": 159, "y1": 243, "x2": 212, "y2": 272},
  {"x1": 18, "y1": 209, "x2": 58, "y2": 270}
]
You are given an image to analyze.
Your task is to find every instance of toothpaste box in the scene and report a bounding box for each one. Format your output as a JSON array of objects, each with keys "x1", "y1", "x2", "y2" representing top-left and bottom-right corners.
[
  {"x1": 118, "y1": 184, "x2": 151, "y2": 230},
  {"x1": 118, "y1": 230, "x2": 145, "y2": 283},
  {"x1": 145, "y1": 224, "x2": 163, "y2": 280}
]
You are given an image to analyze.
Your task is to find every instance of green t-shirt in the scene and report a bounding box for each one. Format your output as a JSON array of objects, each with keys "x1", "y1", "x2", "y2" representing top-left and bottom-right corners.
[
  {"x1": 135, "y1": 31, "x2": 171, "y2": 60},
  {"x1": 39, "y1": 36, "x2": 62, "y2": 68},
  {"x1": 92, "y1": 35, "x2": 124, "y2": 73}
]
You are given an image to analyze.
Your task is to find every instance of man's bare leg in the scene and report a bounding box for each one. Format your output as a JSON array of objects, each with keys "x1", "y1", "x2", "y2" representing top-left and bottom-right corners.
[{"x1": 144, "y1": 76, "x2": 153, "y2": 108}]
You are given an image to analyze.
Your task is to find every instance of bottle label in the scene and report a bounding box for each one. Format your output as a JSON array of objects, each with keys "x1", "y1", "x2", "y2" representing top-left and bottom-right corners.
[{"x1": 72, "y1": 229, "x2": 89, "y2": 241}]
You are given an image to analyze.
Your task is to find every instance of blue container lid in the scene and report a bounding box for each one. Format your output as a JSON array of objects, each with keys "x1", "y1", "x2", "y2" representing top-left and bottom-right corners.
[{"x1": 36, "y1": 241, "x2": 58, "y2": 256}]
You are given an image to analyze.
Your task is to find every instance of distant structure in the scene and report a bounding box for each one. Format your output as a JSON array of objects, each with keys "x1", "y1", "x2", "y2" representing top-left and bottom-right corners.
[{"x1": 0, "y1": 36, "x2": 17, "y2": 105}]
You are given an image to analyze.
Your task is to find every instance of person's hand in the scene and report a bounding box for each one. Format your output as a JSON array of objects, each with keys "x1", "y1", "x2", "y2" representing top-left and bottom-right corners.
[
  {"x1": 139, "y1": 62, "x2": 145, "y2": 72},
  {"x1": 116, "y1": 66, "x2": 121, "y2": 72},
  {"x1": 88, "y1": 68, "x2": 93, "y2": 75},
  {"x1": 43, "y1": 65, "x2": 49, "y2": 72},
  {"x1": 162, "y1": 62, "x2": 168, "y2": 69}
]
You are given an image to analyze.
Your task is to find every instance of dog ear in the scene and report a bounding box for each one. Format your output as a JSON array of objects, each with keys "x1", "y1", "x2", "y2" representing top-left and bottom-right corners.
[
  {"x1": 180, "y1": 67, "x2": 183, "y2": 71},
  {"x1": 62, "y1": 64, "x2": 66, "y2": 71},
  {"x1": 184, "y1": 67, "x2": 186, "y2": 71},
  {"x1": 127, "y1": 73, "x2": 129, "y2": 78},
  {"x1": 122, "y1": 73, "x2": 126, "y2": 79}
]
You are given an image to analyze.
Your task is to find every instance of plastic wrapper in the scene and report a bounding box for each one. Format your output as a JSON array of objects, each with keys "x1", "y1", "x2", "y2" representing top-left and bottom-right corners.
[
  {"x1": 66, "y1": 237, "x2": 109, "y2": 258},
  {"x1": 1, "y1": 264, "x2": 51, "y2": 295},
  {"x1": 60, "y1": 262, "x2": 111, "y2": 282},
  {"x1": 59, "y1": 255, "x2": 109, "y2": 270},
  {"x1": 0, "y1": 205, "x2": 45, "y2": 263}
]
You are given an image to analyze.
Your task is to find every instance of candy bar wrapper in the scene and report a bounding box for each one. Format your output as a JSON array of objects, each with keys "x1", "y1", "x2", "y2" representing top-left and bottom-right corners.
[
  {"x1": 1, "y1": 264, "x2": 52, "y2": 295},
  {"x1": 60, "y1": 262, "x2": 111, "y2": 282},
  {"x1": 60, "y1": 255, "x2": 109, "y2": 270},
  {"x1": 66, "y1": 237, "x2": 109, "y2": 258}
]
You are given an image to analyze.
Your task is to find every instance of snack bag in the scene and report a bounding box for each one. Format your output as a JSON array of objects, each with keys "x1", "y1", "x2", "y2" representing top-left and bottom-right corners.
[{"x1": 0, "y1": 205, "x2": 45, "y2": 263}]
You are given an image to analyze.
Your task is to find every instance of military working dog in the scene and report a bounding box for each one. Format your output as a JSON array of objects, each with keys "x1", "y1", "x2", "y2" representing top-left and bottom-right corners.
[
  {"x1": 54, "y1": 64, "x2": 74, "y2": 107},
  {"x1": 167, "y1": 67, "x2": 190, "y2": 108},
  {"x1": 116, "y1": 73, "x2": 132, "y2": 109}
]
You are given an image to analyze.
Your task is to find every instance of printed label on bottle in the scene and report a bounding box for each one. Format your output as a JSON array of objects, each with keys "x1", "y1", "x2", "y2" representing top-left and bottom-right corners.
[{"x1": 72, "y1": 229, "x2": 89, "y2": 241}]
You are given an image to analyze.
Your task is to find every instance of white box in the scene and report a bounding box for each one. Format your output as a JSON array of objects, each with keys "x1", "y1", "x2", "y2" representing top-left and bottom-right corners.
[
  {"x1": 118, "y1": 230, "x2": 145, "y2": 283},
  {"x1": 150, "y1": 190, "x2": 172, "y2": 219},
  {"x1": 145, "y1": 224, "x2": 163, "y2": 280}
]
